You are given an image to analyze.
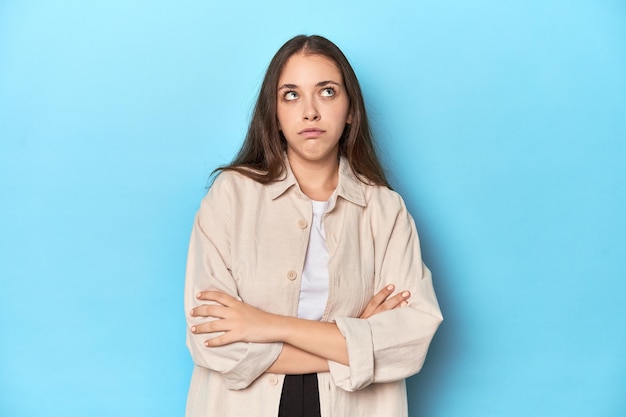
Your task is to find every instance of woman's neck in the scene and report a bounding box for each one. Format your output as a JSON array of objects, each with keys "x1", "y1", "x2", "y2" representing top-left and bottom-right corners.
[{"x1": 287, "y1": 153, "x2": 339, "y2": 201}]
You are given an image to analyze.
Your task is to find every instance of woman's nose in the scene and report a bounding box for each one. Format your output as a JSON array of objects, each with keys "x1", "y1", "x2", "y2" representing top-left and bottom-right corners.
[{"x1": 303, "y1": 99, "x2": 320, "y2": 121}]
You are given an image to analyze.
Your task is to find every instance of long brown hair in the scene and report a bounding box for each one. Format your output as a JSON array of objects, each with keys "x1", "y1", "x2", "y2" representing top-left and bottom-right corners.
[{"x1": 217, "y1": 35, "x2": 390, "y2": 188}]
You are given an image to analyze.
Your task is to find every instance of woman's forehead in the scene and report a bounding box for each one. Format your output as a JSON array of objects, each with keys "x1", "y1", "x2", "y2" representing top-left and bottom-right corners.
[{"x1": 278, "y1": 53, "x2": 343, "y2": 86}]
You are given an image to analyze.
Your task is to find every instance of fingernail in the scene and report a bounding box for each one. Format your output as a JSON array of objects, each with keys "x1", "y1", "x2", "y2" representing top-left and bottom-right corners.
[
  {"x1": 387, "y1": 285, "x2": 394, "y2": 291},
  {"x1": 196, "y1": 292, "x2": 202, "y2": 299},
  {"x1": 191, "y1": 326, "x2": 197, "y2": 333},
  {"x1": 402, "y1": 291, "x2": 410, "y2": 298},
  {"x1": 400, "y1": 301, "x2": 408, "y2": 307},
  {"x1": 190, "y1": 309, "x2": 195, "y2": 317},
  {"x1": 204, "y1": 341, "x2": 209, "y2": 347}
]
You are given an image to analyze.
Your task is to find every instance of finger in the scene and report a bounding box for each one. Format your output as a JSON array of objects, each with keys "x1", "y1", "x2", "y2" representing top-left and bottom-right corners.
[
  {"x1": 190, "y1": 318, "x2": 230, "y2": 335},
  {"x1": 204, "y1": 333, "x2": 236, "y2": 347},
  {"x1": 196, "y1": 291, "x2": 239, "y2": 307},
  {"x1": 190, "y1": 304, "x2": 229, "y2": 318},
  {"x1": 360, "y1": 285, "x2": 395, "y2": 319},
  {"x1": 378, "y1": 290, "x2": 411, "y2": 313},
  {"x1": 360, "y1": 287, "x2": 391, "y2": 318}
]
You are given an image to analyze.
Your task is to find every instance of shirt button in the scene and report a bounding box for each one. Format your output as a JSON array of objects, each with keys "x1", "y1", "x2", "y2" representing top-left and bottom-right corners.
[
  {"x1": 287, "y1": 270, "x2": 297, "y2": 280},
  {"x1": 297, "y1": 219, "x2": 307, "y2": 229},
  {"x1": 268, "y1": 375, "x2": 278, "y2": 386}
]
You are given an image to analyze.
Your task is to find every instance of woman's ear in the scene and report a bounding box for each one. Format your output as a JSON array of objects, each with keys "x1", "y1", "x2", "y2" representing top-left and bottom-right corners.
[{"x1": 346, "y1": 111, "x2": 353, "y2": 125}]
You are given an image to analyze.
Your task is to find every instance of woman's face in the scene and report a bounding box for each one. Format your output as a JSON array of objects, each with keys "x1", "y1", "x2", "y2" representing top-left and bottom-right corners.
[{"x1": 277, "y1": 53, "x2": 351, "y2": 166}]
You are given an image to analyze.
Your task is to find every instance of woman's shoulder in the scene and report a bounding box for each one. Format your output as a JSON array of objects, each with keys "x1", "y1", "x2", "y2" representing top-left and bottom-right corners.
[
  {"x1": 361, "y1": 182, "x2": 407, "y2": 212},
  {"x1": 202, "y1": 169, "x2": 266, "y2": 206},
  {"x1": 210, "y1": 168, "x2": 262, "y2": 189},
  {"x1": 359, "y1": 184, "x2": 418, "y2": 235}
]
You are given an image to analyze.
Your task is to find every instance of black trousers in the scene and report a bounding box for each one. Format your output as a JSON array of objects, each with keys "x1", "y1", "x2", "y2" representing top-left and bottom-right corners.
[{"x1": 278, "y1": 374, "x2": 321, "y2": 417}]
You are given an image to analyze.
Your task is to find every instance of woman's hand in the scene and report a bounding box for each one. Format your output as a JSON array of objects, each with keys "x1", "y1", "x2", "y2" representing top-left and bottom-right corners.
[
  {"x1": 190, "y1": 291, "x2": 279, "y2": 347},
  {"x1": 190, "y1": 291, "x2": 349, "y2": 364},
  {"x1": 359, "y1": 285, "x2": 410, "y2": 319}
]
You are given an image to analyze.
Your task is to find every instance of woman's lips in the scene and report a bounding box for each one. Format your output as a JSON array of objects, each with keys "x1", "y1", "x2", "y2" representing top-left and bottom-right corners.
[{"x1": 299, "y1": 128, "x2": 325, "y2": 138}]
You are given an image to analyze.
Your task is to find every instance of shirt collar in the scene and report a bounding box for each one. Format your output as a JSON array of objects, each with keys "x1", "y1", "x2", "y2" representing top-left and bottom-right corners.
[{"x1": 267, "y1": 156, "x2": 367, "y2": 207}]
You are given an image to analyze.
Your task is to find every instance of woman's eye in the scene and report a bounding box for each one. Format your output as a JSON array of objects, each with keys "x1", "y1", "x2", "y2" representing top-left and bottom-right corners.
[
  {"x1": 284, "y1": 91, "x2": 298, "y2": 101},
  {"x1": 321, "y1": 87, "x2": 335, "y2": 97}
]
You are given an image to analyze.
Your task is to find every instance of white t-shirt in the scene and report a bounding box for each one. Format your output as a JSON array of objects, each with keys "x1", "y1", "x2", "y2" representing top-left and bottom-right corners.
[{"x1": 297, "y1": 198, "x2": 331, "y2": 320}]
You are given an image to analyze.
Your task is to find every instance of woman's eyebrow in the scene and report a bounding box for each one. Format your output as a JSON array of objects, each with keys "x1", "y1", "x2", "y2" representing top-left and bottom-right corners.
[
  {"x1": 278, "y1": 80, "x2": 341, "y2": 90},
  {"x1": 316, "y1": 80, "x2": 341, "y2": 87}
]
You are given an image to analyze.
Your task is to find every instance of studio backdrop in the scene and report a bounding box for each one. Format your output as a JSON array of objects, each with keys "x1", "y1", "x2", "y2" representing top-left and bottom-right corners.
[{"x1": 1, "y1": 1, "x2": 624, "y2": 416}]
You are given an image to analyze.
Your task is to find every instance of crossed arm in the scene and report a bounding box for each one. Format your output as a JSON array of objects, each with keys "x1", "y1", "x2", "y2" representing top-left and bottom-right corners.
[{"x1": 189, "y1": 285, "x2": 411, "y2": 375}]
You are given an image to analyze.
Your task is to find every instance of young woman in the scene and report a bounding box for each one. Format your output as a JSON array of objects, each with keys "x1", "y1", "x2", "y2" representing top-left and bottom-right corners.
[{"x1": 184, "y1": 35, "x2": 442, "y2": 417}]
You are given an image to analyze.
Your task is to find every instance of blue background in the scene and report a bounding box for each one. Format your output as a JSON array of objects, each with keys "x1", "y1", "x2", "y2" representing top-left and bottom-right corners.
[{"x1": 1, "y1": 1, "x2": 625, "y2": 416}]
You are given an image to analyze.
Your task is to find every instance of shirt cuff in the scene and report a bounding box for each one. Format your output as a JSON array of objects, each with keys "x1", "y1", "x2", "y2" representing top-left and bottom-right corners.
[
  {"x1": 220, "y1": 341, "x2": 284, "y2": 390},
  {"x1": 327, "y1": 316, "x2": 374, "y2": 391}
]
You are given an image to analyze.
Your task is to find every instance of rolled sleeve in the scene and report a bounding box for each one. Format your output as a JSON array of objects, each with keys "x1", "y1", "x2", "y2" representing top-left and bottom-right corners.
[
  {"x1": 328, "y1": 302, "x2": 441, "y2": 391},
  {"x1": 328, "y1": 317, "x2": 374, "y2": 391},
  {"x1": 186, "y1": 332, "x2": 283, "y2": 390}
]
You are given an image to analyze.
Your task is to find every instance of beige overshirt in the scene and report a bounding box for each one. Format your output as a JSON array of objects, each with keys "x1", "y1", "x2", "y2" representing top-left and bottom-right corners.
[{"x1": 185, "y1": 157, "x2": 443, "y2": 417}]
